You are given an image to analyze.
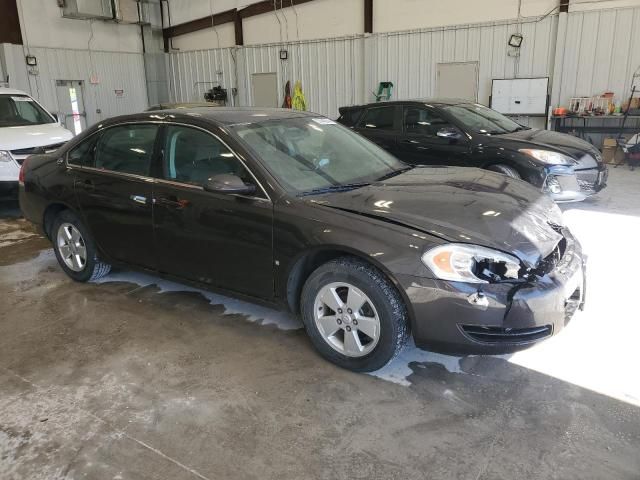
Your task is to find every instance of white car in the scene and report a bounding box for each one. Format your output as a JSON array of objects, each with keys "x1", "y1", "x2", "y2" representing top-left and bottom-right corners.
[{"x1": 0, "y1": 88, "x2": 73, "y2": 193}]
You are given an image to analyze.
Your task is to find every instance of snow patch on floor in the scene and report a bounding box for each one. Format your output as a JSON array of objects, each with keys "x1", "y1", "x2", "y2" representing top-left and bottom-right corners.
[
  {"x1": 92, "y1": 270, "x2": 302, "y2": 331},
  {"x1": 369, "y1": 339, "x2": 463, "y2": 386},
  {"x1": 93, "y1": 271, "x2": 465, "y2": 386}
]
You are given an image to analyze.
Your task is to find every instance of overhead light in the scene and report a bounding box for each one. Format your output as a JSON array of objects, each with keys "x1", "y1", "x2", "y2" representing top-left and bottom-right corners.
[
  {"x1": 25, "y1": 55, "x2": 37, "y2": 66},
  {"x1": 508, "y1": 34, "x2": 523, "y2": 48}
]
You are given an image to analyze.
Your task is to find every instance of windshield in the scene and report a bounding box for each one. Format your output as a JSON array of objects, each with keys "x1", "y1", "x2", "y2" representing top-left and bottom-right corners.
[
  {"x1": 444, "y1": 104, "x2": 527, "y2": 135},
  {"x1": 0, "y1": 95, "x2": 55, "y2": 127},
  {"x1": 232, "y1": 117, "x2": 407, "y2": 194}
]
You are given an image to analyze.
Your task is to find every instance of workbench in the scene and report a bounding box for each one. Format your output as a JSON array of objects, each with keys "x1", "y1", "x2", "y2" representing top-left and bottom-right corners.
[{"x1": 550, "y1": 115, "x2": 640, "y2": 149}]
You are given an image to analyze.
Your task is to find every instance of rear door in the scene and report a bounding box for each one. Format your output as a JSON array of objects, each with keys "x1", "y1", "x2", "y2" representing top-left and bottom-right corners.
[
  {"x1": 397, "y1": 106, "x2": 470, "y2": 165},
  {"x1": 151, "y1": 124, "x2": 274, "y2": 299},
  {"x1": 71, "y1": 123, "x2": 158, "y2": 269},
  {"x1": 354, "y1": 105, "x2": 400, "y2": 156}
]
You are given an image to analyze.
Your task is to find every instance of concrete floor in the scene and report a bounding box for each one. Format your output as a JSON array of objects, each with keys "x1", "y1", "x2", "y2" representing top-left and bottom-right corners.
[{"x1": 1, "y1": 168, "x2": 640, "y2": 480}]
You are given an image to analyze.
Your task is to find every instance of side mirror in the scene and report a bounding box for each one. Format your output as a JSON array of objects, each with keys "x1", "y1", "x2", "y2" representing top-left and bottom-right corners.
[
  {"x1": 436, "y1": 127, "x2": 462, "y2": 140},
  {"x1": 203, "y1": 174, "x2": 256, "y2": 195}
]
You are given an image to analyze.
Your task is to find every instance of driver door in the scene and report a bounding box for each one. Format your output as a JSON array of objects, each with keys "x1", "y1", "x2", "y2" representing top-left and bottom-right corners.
[
  {"x1": 397, "y1": 106, "x2": 470, "y2": 166},
  {"x1": 152, "y1": 124, "x2": 273, "y2": 300}
]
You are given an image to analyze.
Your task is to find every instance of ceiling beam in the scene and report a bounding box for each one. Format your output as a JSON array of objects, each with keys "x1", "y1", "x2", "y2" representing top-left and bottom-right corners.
[
  {"x1": 559, "y1": 0, "x2": 569, "y2": 13},
  {"x1": 238, "y1": 0, "x2": 314, "y2": 19},
  {"x1": 163, "y1": 7, "x2": 237, "y2": 38},
  {"x1": 162, "y1": 0, "x2": 317, "y2": 45},
  {"x1": 0, "y1": 0, "x2": 23, "y2": 45},
  {"x1": 364, "y1": 0, "x2": 373, "y2": 33}
]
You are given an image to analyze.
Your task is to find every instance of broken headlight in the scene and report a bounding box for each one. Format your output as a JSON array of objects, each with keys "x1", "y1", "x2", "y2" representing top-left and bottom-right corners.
[{"x1": 422, "y1": 244, "x2": 522, "y2": 283}]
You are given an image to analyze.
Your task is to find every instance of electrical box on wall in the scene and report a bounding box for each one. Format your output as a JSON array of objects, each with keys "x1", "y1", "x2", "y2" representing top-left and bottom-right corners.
[{"x1": 62, "y1": 0, "x2": 114, "y2": 20}]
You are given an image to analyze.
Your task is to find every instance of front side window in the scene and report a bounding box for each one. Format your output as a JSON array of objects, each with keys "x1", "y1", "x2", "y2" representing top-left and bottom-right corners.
[
  {"x1": 232, "y1": 117, "x2": 406, "y2": 194},
  {"x1": 94, "y1": 124, "x2": 157, "y2": 176},
  {"x1": 404, "y1": 107, "x2": 453, "y2": 136},
  {"x1": 68, "y1": 137, "x2": 97, "y2": 166},
  {"x1": 359, "y1": 106, "x2": 396, "y2": 130},
  {"x1": 443, "y1": 104, "x2": 527, "y2": 135},
  {"x1": 0, "y1": 95, "x2": 54, "y2": 127},
  {"x1": 161, "y1": 125, "x2": 256, "y2": 189}
]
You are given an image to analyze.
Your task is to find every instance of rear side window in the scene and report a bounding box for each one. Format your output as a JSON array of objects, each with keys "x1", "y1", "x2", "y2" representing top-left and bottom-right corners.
[
  {"x1": 359, "y1": 106, "x2": 396, "y2": 131},
  {"x1": 94, "y1": 124, "x2": 158, "y2": 176},
  {"x1": 338, "y1": 108, "x2": 363, "y2": 126}
]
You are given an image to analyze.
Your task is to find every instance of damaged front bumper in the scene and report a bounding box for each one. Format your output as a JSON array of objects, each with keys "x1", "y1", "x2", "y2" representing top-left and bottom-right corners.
[
  {"x1": 542, "y1": 164, "x2": 608, "y2": 202},
  {"x1": 399, "y1": 230, "x2": 586, "y2": 355}
]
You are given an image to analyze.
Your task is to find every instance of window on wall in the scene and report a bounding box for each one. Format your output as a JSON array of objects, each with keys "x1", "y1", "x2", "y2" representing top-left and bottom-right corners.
[
  {"x1": 161, "y1": 125, "x2": 257, "y2": 191},
  {"x1": 94, "y1": 124, "x2": 158, "y2": 176},
  {"x1": 359, "y1": 106, "x2": 396, "y2": 130}
]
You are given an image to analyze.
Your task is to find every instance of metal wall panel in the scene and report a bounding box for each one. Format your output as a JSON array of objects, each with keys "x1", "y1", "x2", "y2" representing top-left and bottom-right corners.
[
  {"x1": 557, "y1": 6, "x2": 640, "y2": 108},
  {"x1": 168, "y1": 48, "x2": 238, "y2": 105},
  {"x1": 3, "y1": 44, "x2": 148, "y2": 127},
  {"x1": 169, "y1": 36, "x2": 365, "y2": 119},
  {"x1": 365, "y1": 15, "x2": 558, "y2": 107},
  {"x1": 238, "y1": 37, "x2": 364, "y2": 118}
]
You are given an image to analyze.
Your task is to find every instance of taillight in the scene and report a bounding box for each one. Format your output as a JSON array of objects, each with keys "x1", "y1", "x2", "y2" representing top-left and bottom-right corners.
[{"x1": 19, "y1": 157, "x2": 28, "y2": 185}]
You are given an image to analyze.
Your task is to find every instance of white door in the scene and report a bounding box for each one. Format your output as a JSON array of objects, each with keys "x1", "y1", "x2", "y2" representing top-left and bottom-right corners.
[
  {"x1": 55, "y1": 80, "x2": 87, "y2": 135},
  {"x1": 436, "y1": 62, "x2": 479, "y2": 102},
  {"x1": 251, "y1": 73, "x2": 278, "y2": 108}
]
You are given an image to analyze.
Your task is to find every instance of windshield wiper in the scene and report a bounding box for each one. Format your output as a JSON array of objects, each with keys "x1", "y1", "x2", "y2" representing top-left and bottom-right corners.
[
  {"x1": 298, "y1": 182, "x2": 371, "y2": 197},
  {"x1": 375, "y1": 166, "x2": 414, "y2": 182}
]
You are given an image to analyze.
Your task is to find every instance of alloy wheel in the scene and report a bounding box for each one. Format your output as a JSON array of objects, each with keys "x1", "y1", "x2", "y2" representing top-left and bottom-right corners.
[
  {"x1": 57, "y1": 223, "x2": 87, "y2": 272},
  {"x1": 313, "y1": 282, "x2": 381, "y2": 357}
]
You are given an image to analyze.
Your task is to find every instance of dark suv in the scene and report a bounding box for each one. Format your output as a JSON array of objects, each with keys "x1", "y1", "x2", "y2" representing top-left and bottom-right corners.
[{"x1": 338, "y1": 99, "x2": 607, "y2": 202}]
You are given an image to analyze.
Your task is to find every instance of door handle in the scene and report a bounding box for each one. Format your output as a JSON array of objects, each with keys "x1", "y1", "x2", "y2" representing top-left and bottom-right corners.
[
  {"x1": 130, "y1": 195, "x2": 147, "y2": 205},
  {"x1": 154, "y1": 195, "x2": 190, "y2": 209},
  {"x1": 78, "y1": 178, "x2": 95, "y2": 191},
  {"x1": 400, "y1": 139, "x2": 419, "y2": 144}
]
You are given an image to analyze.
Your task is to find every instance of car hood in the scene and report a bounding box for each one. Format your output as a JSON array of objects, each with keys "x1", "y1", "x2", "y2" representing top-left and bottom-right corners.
[
  {"x1": 488, "y1": 128, "x2": 601, "y2": 168},
  {"x1": 305, "y1": 167, "x2": 564, "y2": 267},
  {"x1": 0, "y1": 123, "x2": 74, "y2": 150}
]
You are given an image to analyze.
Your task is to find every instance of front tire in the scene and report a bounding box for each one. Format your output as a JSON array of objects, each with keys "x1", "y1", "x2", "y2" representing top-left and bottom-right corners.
[
  {"x1": 52, "y1": 210, "x2": 111, "y2": 282},
  {"x1": 301, "y1": 257, "x2": 409, "y2": 372},
  {"x1": 487, "y1": 164, "x2": 521, "y2": 179}
]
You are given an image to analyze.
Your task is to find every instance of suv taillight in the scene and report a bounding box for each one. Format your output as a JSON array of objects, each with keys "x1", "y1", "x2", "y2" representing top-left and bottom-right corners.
[{"x1": 18, "y1": 158, "x2": 28, "y2": 185}]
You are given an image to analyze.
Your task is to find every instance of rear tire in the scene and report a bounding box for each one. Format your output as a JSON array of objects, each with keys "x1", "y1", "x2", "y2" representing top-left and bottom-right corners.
[
  {"x1": 52, "y1": 210, "x2": 111, "y2": 282},
  {"x1": 300, "y1": 257, "x2": 409, "y2": 372},
  {"x1": 487, "y1": 164, "x2": 521, "y2": 179}
]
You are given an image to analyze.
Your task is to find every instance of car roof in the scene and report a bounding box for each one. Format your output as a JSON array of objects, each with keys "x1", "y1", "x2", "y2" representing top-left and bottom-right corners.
[
  {"x1": 147, "y1": 102, "x2": 222, "y2": 110},
  {"x1": 342, "y1": 98, "x2": 473, "y2": 109},
  {"x1": 0, "y1": 87, "x2": 31, "y2": 96},
  {"x1": 102, "y1": 107, "x2": 318, "y2": 127}
]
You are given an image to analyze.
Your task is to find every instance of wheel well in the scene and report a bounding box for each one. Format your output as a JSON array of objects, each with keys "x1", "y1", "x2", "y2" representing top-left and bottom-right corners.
[
  {"x1": 485, "y1": 162, "x2": 521, "y2": 175},
  {"x1": 42, "y1": 203, "x2": 68, "y2": 239},
  {"x1": 286, "y1": 249, "x2": 347, "y2": 314},
  {"x1": 285, "y1": 249, "x2": 414, "y2": 329}
]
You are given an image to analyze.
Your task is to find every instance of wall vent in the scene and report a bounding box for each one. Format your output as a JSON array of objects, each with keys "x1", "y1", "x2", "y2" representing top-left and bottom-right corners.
[{"x1": 62, "y1": 0, "x2": 114, "y2": 20}]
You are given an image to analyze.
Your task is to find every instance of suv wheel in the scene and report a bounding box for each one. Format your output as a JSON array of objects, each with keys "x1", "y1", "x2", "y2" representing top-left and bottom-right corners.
[
  {"x1": 301, "y1": 257, "x2": 409, "y2": 372},
  {"x1": 487, "y1": 164, "x2": 521, "y2": 179},
  {"x1": 52, "y1": 210, "x2": 111, "y2": 282}
]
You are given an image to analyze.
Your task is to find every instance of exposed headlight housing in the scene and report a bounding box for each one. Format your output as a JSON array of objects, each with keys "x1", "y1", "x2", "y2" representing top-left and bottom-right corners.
[
  {"x1": 422, "y1": 244, "x2": 522, "y2": 283},
  {"x1": 0, "y1": 150, "x2": 14, "y2": 163},
  {"x1": 519, "y1": 149, "x2": 575, "y2": 165}
]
